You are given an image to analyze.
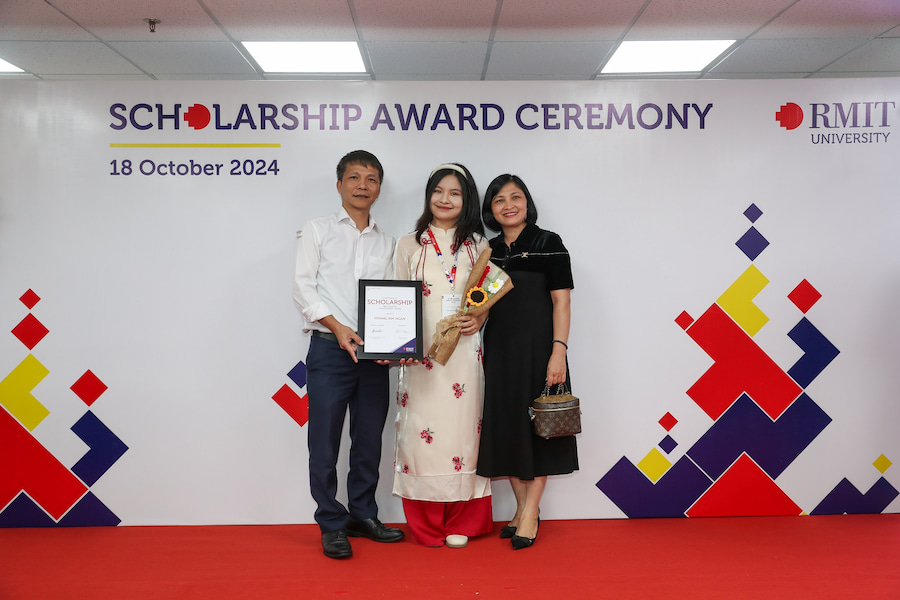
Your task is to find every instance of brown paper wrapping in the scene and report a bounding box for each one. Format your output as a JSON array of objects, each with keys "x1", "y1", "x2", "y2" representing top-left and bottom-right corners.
[{"x1": 428, "y1": 247, "x2": 514, "y2": 364}]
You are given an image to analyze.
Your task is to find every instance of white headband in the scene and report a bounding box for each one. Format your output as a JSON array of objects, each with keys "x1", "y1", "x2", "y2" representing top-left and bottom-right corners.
[{"x1": 429, "y1": 163, "x2": 468, "y2": 181}]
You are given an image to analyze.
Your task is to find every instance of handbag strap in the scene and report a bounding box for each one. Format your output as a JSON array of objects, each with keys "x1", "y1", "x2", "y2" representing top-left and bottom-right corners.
[{"x1": 541, "y1": 380, "x2": 569, "y2": 397}]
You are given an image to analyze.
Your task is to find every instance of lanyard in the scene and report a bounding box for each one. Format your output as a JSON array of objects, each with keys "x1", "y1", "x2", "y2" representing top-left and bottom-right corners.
[{"x1": 426, "y1": 227, "x2": 460, "y2": 290}]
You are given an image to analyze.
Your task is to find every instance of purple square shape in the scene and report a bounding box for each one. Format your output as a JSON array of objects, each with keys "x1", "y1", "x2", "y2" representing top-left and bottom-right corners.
[
  {"x1": 736, "y1": 227, "x2": 769, "y2": 261},
  {"x1": 659, "y1": 435, "x2": 678, "y2": 454},
  {"x1": 743, "y1": 204, "x2": 763, "y2": 223}
]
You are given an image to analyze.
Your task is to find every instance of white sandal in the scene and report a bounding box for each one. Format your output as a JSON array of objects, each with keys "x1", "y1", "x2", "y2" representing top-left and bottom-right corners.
[{"x1": 445, "y1": 534, "x2": 468, "y2": 548}]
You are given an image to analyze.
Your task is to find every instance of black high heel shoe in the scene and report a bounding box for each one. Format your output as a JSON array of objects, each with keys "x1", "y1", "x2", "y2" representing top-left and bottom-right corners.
[
  {"x1": 510, "y1": 518, "x2": 539, "y2": 550},
  {"x1": 499, "y1": 524, "x2": 517, "y2": 539}
]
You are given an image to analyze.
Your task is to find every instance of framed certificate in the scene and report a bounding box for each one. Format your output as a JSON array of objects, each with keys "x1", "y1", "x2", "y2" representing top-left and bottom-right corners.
[{"x1": 357, "y1": 280, "x2": 423, "y2": 360}]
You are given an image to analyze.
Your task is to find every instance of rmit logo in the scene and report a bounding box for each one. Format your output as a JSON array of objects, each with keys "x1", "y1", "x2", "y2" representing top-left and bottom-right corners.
[{"x1": 776, "y1": 101, "x2": 895, "y2": 130}]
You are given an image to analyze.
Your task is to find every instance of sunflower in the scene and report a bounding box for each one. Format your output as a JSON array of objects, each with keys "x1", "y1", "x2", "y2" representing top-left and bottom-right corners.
[{"x1": 466, "y1": 286, "x2": 488, "y2": 306}]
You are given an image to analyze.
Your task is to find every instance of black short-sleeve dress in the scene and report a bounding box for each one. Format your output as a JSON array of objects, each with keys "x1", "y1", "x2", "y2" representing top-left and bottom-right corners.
[{"x1": 476, "y1": 224, "x2": 579, "y2": 480}]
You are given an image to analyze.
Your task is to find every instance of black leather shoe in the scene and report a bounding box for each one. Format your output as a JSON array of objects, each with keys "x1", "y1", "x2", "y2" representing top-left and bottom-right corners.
[
  {"x1": 511, "y1": 518, "x2": 539, "y2": 550},
  {"x1": 322, "y1": 529, "x2": 352, "y2": 559},
  {"x1": 499, "y1": 524, "x2": 517, "y2": 539},
  {"x1": 346, "y1": 517, "x2": 405, "y2": 543}
]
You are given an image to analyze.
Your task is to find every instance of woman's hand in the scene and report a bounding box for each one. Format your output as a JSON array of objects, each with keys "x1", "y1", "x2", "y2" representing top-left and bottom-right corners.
[
  {"x1": 374, "y1": 358, "x2": 420, "y2": 366},
  {"x1": 457, "y1": 311, "x2": 487, "y2": 336},
  {"x1": 546, "y1": 346, "x2": 567, "y2": 387},
  {"x1": 546, "y1": 288, "x2": 571, "y2": 386}
]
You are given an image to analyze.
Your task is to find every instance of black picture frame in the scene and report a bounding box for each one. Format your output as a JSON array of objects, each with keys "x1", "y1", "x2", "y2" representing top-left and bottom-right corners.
[{"x1": 356, "y1": 279, "x2": 423, "y2": 360}]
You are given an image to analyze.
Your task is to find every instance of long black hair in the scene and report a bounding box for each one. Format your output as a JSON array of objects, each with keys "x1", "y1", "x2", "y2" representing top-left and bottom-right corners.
[{"x1": 414, "y1": 163, "x2": 485, "y2": 251}]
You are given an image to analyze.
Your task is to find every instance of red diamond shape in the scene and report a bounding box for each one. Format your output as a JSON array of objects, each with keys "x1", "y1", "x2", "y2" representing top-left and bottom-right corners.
[
  {"x1": 675, "y1": 311, "x2": 694, "y2": 331},
  {"x1": 11, "y1": 314, "x2": 49, "y2": 350},
  {"x1": 71, "y1": 370, "x2": 108, "y2": 406},
  {"x1": 273, "y1": 384, "x2": 309, "y2": 427},
  {"x1": 20, "y1": 289, "x2": 41, "y2": 309},
  {"x1": 659, "y1": 412, "x2": 678, "y2": 431},
  {"x1": 788, "y1": 279, "x2": 822, "y2": 313}
]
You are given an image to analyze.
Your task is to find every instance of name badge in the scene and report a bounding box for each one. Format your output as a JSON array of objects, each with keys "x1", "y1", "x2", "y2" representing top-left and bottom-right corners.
[{"x1": 442, "y1": 294, "x2": 463, "y2": 318}]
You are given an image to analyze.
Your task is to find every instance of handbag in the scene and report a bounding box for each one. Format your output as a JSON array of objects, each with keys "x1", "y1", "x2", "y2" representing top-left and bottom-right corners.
[{"x1": 530, "y1": 381, "x2": 581, "y2": 439}]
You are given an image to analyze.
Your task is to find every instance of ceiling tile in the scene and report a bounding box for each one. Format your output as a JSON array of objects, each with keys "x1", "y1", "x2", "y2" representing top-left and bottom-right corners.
[
  {"x1": 0, "y1": 41, "x2": 145, "y2": 75},
  {"x1": 495, "y1": 0, "x2": 644, "y2": 41},
  {"x1": 709, "y1": 38, "x2": 866, "y2": 74},
  {"x1": 367, "y1": 41, "x2": 487, "y2": 77},
  {"x1": 355, "y1": 0, "x2": 496, "y2": 42},
  {"x1": 487, "y1": 41, "x2": 613, "y2": 79},
  {"x1": 627, "y1": 0, "x2": 793, "y2": 40},
  {"x1": 759, "y1": 0, "x2": 900, "y2": 38},
  {"x1": 822, "y1": 37, "x2": 900, "y2": 73},
  {"x1": 49, "y1": 0, "x2": 226, "y2": 41},
  {"x1": 109, "y1": 41, "x2": 258, "y2": 75},
  {"x1": 203, "y1": 0, "x2": 358, "y2": 40},
  {"x1": 0, "y1": 0, "x2": 94, "y2": 41}
]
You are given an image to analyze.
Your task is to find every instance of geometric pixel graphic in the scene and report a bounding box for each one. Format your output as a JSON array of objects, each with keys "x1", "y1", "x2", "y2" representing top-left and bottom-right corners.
[
  {"x1": 0, "y1": 408, "x2": 88, "y2": 521},
  {"x1": 810, "y1": 477, "x2": 899, "y2": 515},
  {"x1": 0, "y1": 354, "x2": 50, "y2": 431},
  {"x1": 70, "y1": 370, "x2": 108, "y2": 407},
  {"x1": 272, "y1": 360, "x2": 309, "y2": 428},
  {"x1": 637, "y1": 448, "x2": 671, "y2": 483},
  {"x1": 685, "y1": 303, "x2": 802, "y2": 421},
  {"x1": 659, "y1": 412, "x2": 678, "y2": 431},
  {"x1": 735, "y1": 226, "x2": 769, "y2": 261},
  {"x1": 1, "y1": 290, "x2": 126, "y2": 527},
  {"x1": 688, "y1": 393, "x2": 831, "y2": 481},
  {"x1": 595, "y1": 206, "x2": 878, "y2": 518},
  {"x1": 743, "y1": 203, "x2": 763, "y2": 223},
  {"x1": 19, "y1": 289, "x2": 41, "y2": 310},
  {"x1": 597, "y1": 455, "x2": 713, "y2": 518},
  {"x1": 786, "y1": 317, "x2": 840, "y2": 389},
  {"x1": 71, "y1": 411, "x2": 129, "y2": 487},
  {"x1": 788, "y1": 279, "x2": 821, "y2": 313},
  {"x1": 874, "y1": 455, "x2": 892, "y2": 474},
  {"x1": 659, "y1": 435, "x2": 678, "y2": 454},
  {"x1": 717, "y1": 264, "x2": 769, "y2": 336},
  {"x1": 687, "y1": 453, "x2": 803, "y2": 517},
  {"x1": 11, "y1": 313, "x2": 49, "y2": 350}
]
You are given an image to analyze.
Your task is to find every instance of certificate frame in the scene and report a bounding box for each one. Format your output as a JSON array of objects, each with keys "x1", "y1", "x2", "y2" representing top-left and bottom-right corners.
[{"x1": 357, "y1": 279, "x2": 423, "y2": 360}]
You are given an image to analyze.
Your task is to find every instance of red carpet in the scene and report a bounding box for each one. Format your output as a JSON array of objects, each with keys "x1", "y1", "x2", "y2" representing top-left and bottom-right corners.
[{"x1": 1, "y1": 515, "x2": 897, "y2": 599}]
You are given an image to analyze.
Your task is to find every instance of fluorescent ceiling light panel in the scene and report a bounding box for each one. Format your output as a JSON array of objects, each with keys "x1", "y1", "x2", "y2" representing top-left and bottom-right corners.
[
  {"x1": 243, "y1": 41, "x2": 365, "y2": 73},
  {"x1": 0, "y1": 57, "x2": 24, "y2": 72},
  {"x1": 603, "y1": 40, "x2": 734, "y2": 73}
]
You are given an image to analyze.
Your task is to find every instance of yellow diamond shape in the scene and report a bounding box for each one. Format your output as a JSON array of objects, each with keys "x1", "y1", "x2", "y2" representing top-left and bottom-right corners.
[
  {"x1": 637, "y1": 448, "x2": 672, "y2": 483},
  {"x1": 873, "y1": 454, "x2": 892, "y2": 474}
]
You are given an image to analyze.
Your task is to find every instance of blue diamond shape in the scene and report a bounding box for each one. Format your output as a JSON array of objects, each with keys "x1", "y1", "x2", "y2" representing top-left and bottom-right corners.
[
  {"x1": 287, "y1": 360, "x2": 307, "y2": 388},
  {"x1": 744, "y1": 204, "x2": 763, "y2": 223},
  {"x1": 659, "y1": 435, "x2": 678, "y2": 454},
  {"x1": 736, "y1": 227, "x2": 769, "y2": 261}
]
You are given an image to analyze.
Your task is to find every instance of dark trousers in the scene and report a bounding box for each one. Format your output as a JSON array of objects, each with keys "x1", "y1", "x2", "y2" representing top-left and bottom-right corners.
[{"x1": 306, "y1": 336, "x2": 390, "y2": 533}]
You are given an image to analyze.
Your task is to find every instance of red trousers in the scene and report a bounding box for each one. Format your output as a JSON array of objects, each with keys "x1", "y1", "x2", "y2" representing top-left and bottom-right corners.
[{"x1": 401, "y1": 496, "x2": 493, "y2": 547}]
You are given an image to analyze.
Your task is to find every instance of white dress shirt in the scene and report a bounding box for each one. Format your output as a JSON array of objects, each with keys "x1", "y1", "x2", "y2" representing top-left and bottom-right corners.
[{"x1": 293, "y1": 207, "x2": 395, "y2": 333}]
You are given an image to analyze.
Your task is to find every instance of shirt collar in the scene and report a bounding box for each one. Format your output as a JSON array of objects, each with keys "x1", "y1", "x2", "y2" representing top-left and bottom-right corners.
[
  {"x1": 336, "y1": 206, "x2": 381, "y2": 233},
  {"x1": 509, "y1": 223, "x2": 539, "y2": 249}
]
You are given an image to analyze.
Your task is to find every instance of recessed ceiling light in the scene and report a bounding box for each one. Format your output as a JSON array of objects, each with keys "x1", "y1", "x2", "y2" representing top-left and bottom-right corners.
[
  {"x1": 242, "y1": 41, "x2": 365, "y2": 73},
  {"x1": 602, "y1": 40, "x2": 735, "y2": 74},
  {"x1": 0, "y1": 57, "x2": 24, "y2": 73}
]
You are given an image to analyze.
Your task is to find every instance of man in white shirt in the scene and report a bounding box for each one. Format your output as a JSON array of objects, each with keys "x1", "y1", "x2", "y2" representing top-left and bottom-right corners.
[{"x1": 293, "y1": 150, "x2": 404, "y2": 559}]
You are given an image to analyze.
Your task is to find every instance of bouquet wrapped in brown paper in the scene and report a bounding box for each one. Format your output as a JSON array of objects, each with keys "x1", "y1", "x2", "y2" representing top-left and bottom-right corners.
[{"x1": 429, "y1": 247, "x2": 514, "y2": 364}]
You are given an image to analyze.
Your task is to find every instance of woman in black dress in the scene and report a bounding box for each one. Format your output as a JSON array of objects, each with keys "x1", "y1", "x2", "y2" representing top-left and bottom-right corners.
[{"x1": 476, "y1": 174, "x2": 578, "y2": 550}]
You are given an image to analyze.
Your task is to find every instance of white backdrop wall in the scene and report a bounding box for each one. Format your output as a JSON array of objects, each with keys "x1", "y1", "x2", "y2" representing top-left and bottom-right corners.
[{"x1": 1, "y1": 78, "x2": 898, "y2": 526}]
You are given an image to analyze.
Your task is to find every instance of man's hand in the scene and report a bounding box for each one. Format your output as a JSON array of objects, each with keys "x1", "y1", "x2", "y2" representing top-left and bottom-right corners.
[
  {"x1": 319, "y1": 315, "x2": 364, "y2": 363},
  {"x1": 334, "y1": 325, "x2": 364, "y2": 363}
]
